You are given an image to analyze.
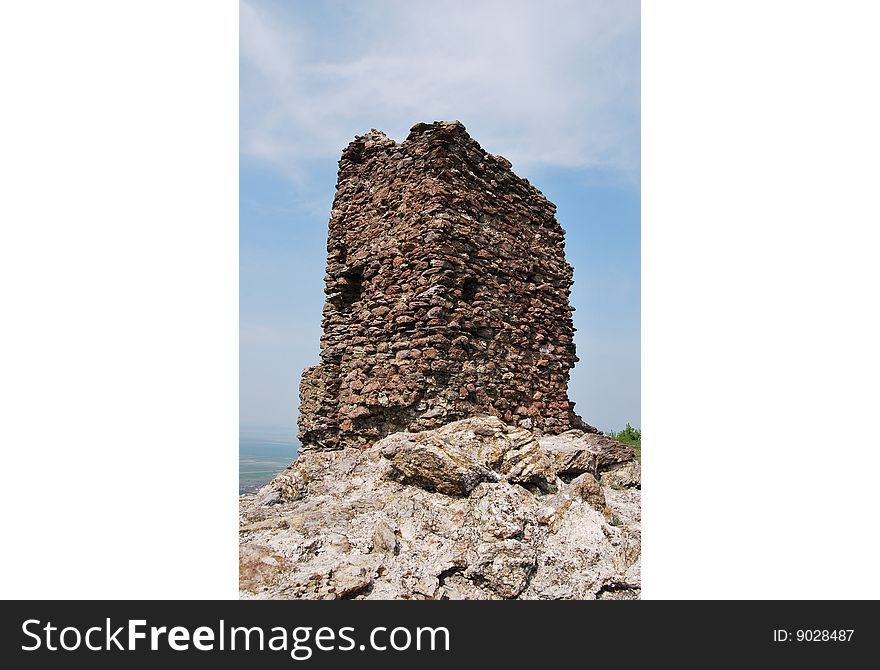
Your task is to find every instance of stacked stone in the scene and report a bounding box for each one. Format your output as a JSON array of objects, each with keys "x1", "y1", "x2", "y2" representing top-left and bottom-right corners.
[{"x1": 298, "y1": 120, "x2": 592, "y2": 450}]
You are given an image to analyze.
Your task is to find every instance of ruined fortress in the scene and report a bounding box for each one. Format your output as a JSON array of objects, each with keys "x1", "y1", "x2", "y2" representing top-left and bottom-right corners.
[
  {"x1": 298, "y1": 121, "x2": 594, "y2": 450},
  {"x1": 244, "y1": 122, "x2": 641, "y2": 600}
]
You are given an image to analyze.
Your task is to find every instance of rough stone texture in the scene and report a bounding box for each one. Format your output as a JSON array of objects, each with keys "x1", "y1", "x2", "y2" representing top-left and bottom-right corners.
[
  {"x1": 539, "y1": 430, "x2": 636, "y2": 477},
  {"x1": 298, "y1": 121, "x2": 595, "y2": 450},
  {"x1": 382, "y1": 415, "x2": 555, "y2": 495},
  {"x1": 240, "y1": 417, "x2": 640, "y2": 600},
  {"x1": 600, "y1": 460, "x2": 641, "y2": 490}
]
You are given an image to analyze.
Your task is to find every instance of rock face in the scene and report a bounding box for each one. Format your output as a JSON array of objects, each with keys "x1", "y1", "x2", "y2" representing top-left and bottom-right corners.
[
  {"x1": 240, "y1": 417, "x2": 641, "y2": 600},
  {"x1": 299, "y1": 121, "x2": 593, "y2": 450}
]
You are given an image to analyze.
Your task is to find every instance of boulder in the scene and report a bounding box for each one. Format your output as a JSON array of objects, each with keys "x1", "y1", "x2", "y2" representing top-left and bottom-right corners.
[
  {"x1": 381, "y1": 431, "x2": 496, "y2": 496},
  {"x1": 538, "y1": 435, "x2": 598, "y2": 476},
  {"x1": 382, "y1": 416, "x2": 555, "y2": 495},
  {"x1": 539, "y1": 432, "x2": 635, "y2": 476}
]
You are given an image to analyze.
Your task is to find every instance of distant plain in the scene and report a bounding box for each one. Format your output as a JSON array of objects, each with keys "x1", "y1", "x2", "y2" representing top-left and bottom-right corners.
[{"x1": 239, "y1": 427, "x2": 298, "y2": 493}]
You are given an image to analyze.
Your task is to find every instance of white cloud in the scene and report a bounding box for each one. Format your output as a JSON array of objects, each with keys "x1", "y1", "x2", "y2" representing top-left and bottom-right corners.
[{"x1": 240, "y1": 0, "x2": 639, "y2": 183}]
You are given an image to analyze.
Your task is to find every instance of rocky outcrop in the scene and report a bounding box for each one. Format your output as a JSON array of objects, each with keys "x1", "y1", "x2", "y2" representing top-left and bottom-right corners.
[
  {"x1": 298, "y1": 121, "x2": 595, "y2": 451},
  {"x1": 240, "y1": 416, "x2": 640, "y2": 600}
]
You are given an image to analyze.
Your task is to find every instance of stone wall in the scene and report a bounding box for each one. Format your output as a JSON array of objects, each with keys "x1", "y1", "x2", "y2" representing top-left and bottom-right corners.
[{"x1": 298, "y1": 120, "x2": 592, "y2": 450}]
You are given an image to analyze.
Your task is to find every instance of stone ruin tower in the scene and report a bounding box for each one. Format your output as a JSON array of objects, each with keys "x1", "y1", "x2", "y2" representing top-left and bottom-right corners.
[{"x1": 298, "y1": 120, "x2": 592, "y2": 450}]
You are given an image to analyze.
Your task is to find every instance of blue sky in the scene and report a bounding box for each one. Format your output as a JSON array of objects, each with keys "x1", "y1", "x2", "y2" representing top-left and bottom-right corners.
[{"x1": 240, "y1": 0, "x2": 640, "y2": 435}]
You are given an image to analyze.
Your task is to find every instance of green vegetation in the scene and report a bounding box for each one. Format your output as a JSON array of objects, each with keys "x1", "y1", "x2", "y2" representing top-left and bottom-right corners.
[{"x1": 608, "y1": 423, "x2": 641, "y2": 460}]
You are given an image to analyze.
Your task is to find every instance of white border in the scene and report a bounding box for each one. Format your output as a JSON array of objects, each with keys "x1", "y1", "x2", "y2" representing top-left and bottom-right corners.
[
  {"x1": 0, "y1": 1, "x2": 239, "y2": 599},
  {"x1": 643, "y1": 0, "x2": 880, "y2": 598}
]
